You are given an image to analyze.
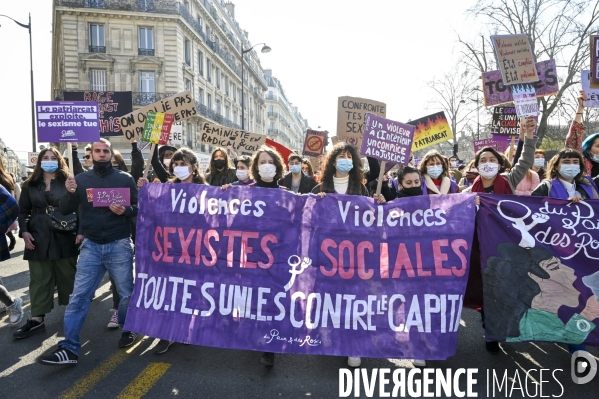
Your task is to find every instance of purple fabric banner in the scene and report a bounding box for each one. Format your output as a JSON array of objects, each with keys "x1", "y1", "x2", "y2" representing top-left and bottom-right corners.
[
  {"x1": 478, "y1": 195, "x2": 599, "y2": 346},
  {"x1": 125, "y1": 185, "x2": 477, "y2": 360},
  {"x1": 482, "y1": 59, "x2": 559, "y2": 106}
]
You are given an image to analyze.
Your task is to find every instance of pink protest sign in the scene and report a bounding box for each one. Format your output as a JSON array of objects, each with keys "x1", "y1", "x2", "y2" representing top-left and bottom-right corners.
[{"x1": 92, "y1": 188, "x2": 131, "y2": 207}]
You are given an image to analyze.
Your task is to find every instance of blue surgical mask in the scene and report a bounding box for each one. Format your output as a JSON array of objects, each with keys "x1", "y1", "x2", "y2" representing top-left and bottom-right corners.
[
  {"x1": 592, "y1": 153, "x2": 599, "y2": 163},
  {"x1": 41, "y1": 161, "x2": 58, "y2": 173},
  {"x1": 290, "y1": 165, "x2": 302, "y2": 174},
  {"x1": 559, "y1": 164, "x2": 580, "y2": 180},
  {"x1": 427, "y1": 165, "x2": 444, "y2": 179},
  {"x1": 335, "y1": 159, "x2": 353, "y2": 174}
]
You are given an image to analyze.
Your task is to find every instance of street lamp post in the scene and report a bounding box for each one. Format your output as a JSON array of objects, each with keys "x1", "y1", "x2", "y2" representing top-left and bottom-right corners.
[
  {"x1": 240, "y1": 43, "x2": 270, "y2": 131},
  {"x1": 474, "y1": 92, "x2": 480, "y2": 140},
  {"x1": 0, "y1": 13, "x2": 35, "y2": 152}
]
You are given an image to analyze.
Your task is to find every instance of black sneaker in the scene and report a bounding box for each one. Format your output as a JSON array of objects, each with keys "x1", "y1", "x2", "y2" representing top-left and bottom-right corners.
[
  {"x1": 260, "y1": 352, "x2": 275, "y2": 366},
  {"x1": 13, "y1": 319, "x2": 46, "y2": 339},
  {"x1": 485, "y1": 341, "x2": 500, "y2": 354},
  {"x1": 38, "y1": 347, "x2": 78, "y2": 366},
  {"x1": 153, "y1": 339, "x2": 174, "y2": 354},
  {"x1": 118, "y1": 331, "x2": 137, "y2": 348}
]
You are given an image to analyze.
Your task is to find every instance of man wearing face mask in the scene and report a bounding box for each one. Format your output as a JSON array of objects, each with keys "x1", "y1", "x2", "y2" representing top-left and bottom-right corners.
[
  {"x1": 39, "y1": 139, "x2": 138, "y2": 366},
  {"x1": 278, "y1": 154, "x2": 317, "y2": 194},
  {"x1": 448, "y1": 155, "x2": 462, "y2": 184},
  {"x1": 205, "y1": 147, "x2": 237, "y2": 186}
]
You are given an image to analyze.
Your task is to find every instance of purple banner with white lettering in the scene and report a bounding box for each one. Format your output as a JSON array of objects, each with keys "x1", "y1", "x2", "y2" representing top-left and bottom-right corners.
[
  {"x1": 478, "y1": 195, "x2": 599, "y2": 345},
  {"x1": 482, "y1": 59, "x2": 559, "y2": 106},
  {"x1": 125, "y1": 185, "x2": 476, "y2": 360},
  {"x1": 35, "y1": 101, "x2": 101, "y2": 142}
]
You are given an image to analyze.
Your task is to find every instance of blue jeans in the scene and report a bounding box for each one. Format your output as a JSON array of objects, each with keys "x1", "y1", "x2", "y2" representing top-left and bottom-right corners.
[{"x1": 59, "y1": 238, "x2": 134, "y2": 356}]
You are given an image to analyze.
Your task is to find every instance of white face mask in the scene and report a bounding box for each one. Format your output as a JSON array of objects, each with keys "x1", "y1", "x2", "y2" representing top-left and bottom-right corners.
[
  {"x1": 478, "y1": 162, "x2": 500, "y2": 179},
  {"x1": 450, "y1": 161, "x2": 457, "y2": 168},
  {"x1": 533, "y1": 158, "x2": 545, "y2": 168},
  {"x1": 236, "y1": 169, "x2": 248, "y2": 181},
  {"x1": 258, "y1": 163, "x2": 277, "y2": 180},
  {"x1": 426, "y1": 165, "x2": 444, "y2": 179},
  {"x1": 174, "y1": 166, "x2": 191, "y2": 181},
  {"x1": 163, "y1": 158, "x2": 172, "y2": 167}
]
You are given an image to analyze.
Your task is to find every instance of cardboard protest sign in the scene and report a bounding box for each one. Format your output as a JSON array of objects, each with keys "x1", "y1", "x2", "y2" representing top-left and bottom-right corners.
[
  {"x1": 511, "y1": 84, "x2": 539, "y2": 117},
  {"x1": 36, "y1": 101, "x2": 100, "y2": 143},
  {"x1": 119, "y1": 91, "x2": 197, "y2": 142},
  {"x1": 302, "y1": 130, "x2": 327, "y2": 158},
  {"x1": 63, "y1": 91, "x2": 132, "y2": 137},
  {"x1": 407, "y1": 111, "x2": 453, "y2": 151},
  {"x1": 360, "y1": 113, "x2": 414, "y2": 165},
  {"x1": 331, "y1": 135, "x2": 360, "y2": 147},
  {"x1": 169, "y1": 122, "x2": 183, "y2": 145},
  {"x1": 27, "y1": 152, "x2": 38, "y2": 167},
  {"x1": 491, "y1": 34, "x2": 538, "y2": 85},
  {"x1": 336, "y1": 96, "x2": 386, "y2": 141},
  {"x1": 198, "y1": 120, "x2": 266, "y2": 153},
  {"x1": 197, "y1": 153, "x2": 211, "y2": 173},
  {"x1": 126, "y1": 184, "x2": 476, "y2": 360},
  {"x1": 582, "y1": 70, "x2": 599, "y2": 108},
  {"x1": 92, "y1": 188, "x2": 131, "y2": 207},
  {"x1": 591, "y1": 36, "x2": 599, "y2": 85},
  {"x1": 482, "y1": 60, "x2": 558, "y2": 106}
]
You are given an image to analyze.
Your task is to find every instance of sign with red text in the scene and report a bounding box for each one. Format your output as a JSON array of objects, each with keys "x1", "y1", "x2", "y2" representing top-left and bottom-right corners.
[
  {"x1": 302, "y1": 130, "x2": 328, "y2": 158},
  {"x1": 491, "y1": 34, "x2": 538, "y2": 85},
  {"x1": 63, "y1": 91, "x2": 132, "y2": 137}
]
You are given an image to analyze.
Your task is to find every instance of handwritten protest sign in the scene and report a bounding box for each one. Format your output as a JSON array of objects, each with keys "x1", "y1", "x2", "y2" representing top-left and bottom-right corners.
[
  {"x1": 63, "y1": 91, "x2": 132, "y2": 136},
  {"x1": 126, "y1": 185, "x2": 476, "y2": 360},
  {"x1": 198, "y1": 120, "x2": 266, "y2": 153},
  {"x1": 35, "y1": 101, "x2": 100, "y2": 143},
  {"x1": 119, "y1": 91, "x2": 196, "y2": 142},
  {"x1": 336, "y1": 96, "x2": 386, "y2": 146},
  {"x1": 169, "y1": 122, "x2": 183, "y2": 145},
  {"x1": 482, "y1": 60, "x2": 558, "y2": 106},
  {"x1": 27, "y1": 152, "x2": 38, "y2": 167},
  {"x1": 92, "y1": 188, "x2": 131, "y2": 207},
  {"x1": 478, "y1": 195, "x2": 599, "y2": 346},
  {"x1": 491, "y1": 107, "x2": 537, "y2": 136},
  {"x1": 302, "y1": 130, "x2": 328, "y2": 158},
  {"x1": 512, "y1": 84, "x2": 539, "y2": 117},
  {"x1": 407, "y1": 111, "x2": 453, "y2": 151},
  {"x1": 332, "y1": 135, "x2": 360, "y2": 147},
  {"x1": 491, "y1": 34, "x2": 538, "y2": 85},
  {"x1": 360, "y1": 113, "x2": 414, "y2": 165},
  {"x1": 582, "y1": 70, "x2": 599, "y2": 108},
  {"x1": 473, "y1": 138, "x2": 503, "y2": 153}
]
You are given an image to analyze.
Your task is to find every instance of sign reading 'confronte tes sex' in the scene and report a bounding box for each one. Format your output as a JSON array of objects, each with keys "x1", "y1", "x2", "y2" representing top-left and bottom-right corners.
[{"x1": 335, "y1": 96, "x2": 386, "y2": 143}]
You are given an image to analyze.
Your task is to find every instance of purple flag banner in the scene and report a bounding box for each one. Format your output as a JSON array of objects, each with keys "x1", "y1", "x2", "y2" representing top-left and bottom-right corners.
[
  {"x1": 482, "y1": 59, "x2": 559, "y2": 106},
  {"x1": 35, "y1": 101, "x2": 101, "y2": 143},
  {"x1": 478, "y1": 195, "x2": 599, "y2": 346},
  {"x1": 126, "y1": 185, "x2": 477, "y2": 360}
]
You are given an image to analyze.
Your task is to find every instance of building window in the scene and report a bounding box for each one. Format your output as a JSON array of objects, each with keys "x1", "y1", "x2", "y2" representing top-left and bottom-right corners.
[
  {"x1": 216, "y1": 68, "x2": 221, "y2": 89},
  {"x1": 225, "y1": 76, "x2": 229, "y2": 96},
  {"x1": 184, "y1": 0, "x2": 190, "y2": 11},
  {"x1": 138, "y1": 27, "x2": 154, "y2": 56},
  {"x1": 207, "y1": 59, "x2": 212, "y2": 82},
  {"x1": 207, "y1": 93, "x2": 212, "y2": 110},
  {"x1": 186, "y1": 123, "x2": 193, "y2": 148},
  {"x1": 199, "y1": 89, "x2": 204, "y2": 105},
  {"x1": 216, "y1": 100, "x2": 221, "y2": 115},
  {"x1": 138, "y1": 0, "x2": 153, "y2": 12},
  {"x1": 233, "y1": 110, "x2": 237, "y2": 124},
  {"x1": 184, "y1": 38, "x2": 191, "y2": 66},
  {"x1": 89, "y1": 24, "x2": 105, "y2": 53},
  {"x1": 198, "y1": 51, "x2": 204, "y2": 76},
  {"x1": 90, "y1": 69, "x2": 107, "y2": 91},
  {"x1": 185, "y1": 78, "x2": 192, "y2": 92},
  {"x1": 206, "y1": 26, "x2": 211, "y2": 42},
  {"x1": 225, "y1": 106, "x2": 230, "y2": 120},
  {"x1": 232, "y1": 84, "x2": 237, "y2": 102}
]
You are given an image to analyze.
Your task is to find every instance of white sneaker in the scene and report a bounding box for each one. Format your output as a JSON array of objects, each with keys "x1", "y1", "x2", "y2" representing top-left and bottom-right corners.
[
  {"x1": 7, "y1": 297, "x2": 24, "y2": 325},
  {"x1": 413, "y1": 359, "x2": 426, "y2": 367},
  {"x1": 107, "y1": 309, "x2": 119, "y2": 328},
  {"x1": 348, "y1": 357, "x2": 361, "y2": 367}
]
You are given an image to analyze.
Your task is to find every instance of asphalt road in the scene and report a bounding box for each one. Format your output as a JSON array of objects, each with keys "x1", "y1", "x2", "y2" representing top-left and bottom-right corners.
[{"x1": 1, "y1": 239, "x2": 597, "y2": 399}]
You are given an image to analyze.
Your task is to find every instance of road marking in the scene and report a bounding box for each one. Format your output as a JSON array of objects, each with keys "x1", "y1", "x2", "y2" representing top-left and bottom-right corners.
[
  {"x1": 116, "y1": 362, "x2": 171, "y2": 399},
  {"x1": 58, "y1": 337, "x2": 148, "y2": 399}
]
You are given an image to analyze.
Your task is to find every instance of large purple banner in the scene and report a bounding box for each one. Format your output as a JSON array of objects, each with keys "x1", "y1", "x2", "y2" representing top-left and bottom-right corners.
[
  {"x1": 478, "y1": 195, "x2": 599, "y2": 346},
  {"x1": 125, "y1": 185, "x2": 476, "y2": 360}
]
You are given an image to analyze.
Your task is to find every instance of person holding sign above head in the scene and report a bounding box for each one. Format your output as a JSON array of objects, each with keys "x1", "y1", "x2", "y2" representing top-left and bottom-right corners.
[
  {"x1": 418, "y1": 150, "x2": 459, "y2": 195},
  {"x1": 278, "y1": 154, "x2": 317, "y2": 194},
  {"x1": 205, "y1": 147, "x2": 237, "y2": 186},
  {"x1": 148, "y1": 145, "x2": 177, "y2": 183},
  {"x1": 38, "y1": 139, "x2": 138, "y2": 366},
  {"x1": 14, "y1": 147, "x2": 82, "y2": 340},
  {"x1": 565, "y1": 91, "x2": 599, "y2": 178}
]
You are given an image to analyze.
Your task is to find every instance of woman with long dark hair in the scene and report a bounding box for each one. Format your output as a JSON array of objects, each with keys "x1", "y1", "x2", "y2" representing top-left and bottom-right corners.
[
  {"x1": 14, "y1": 147, "x2": 82, "y2": 339},
  {"x1": 311, "y1": 143, "x2": 369, "y2": 196},
  {"x1": 205, "y1": 147, "x2": 237, "y2": 186}
]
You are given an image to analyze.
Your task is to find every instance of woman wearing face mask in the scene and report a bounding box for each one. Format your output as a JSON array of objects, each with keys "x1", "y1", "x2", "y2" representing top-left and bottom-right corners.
[
  {"x1": 14, "y1": 147, "x2": 82, "y2": 340},
  {"x1": 205, "y1": 147, "x2": 237, "y2": 186},
  {"x1": 229, "y1": 155, "x2": 255, "y2": 187},
  {"x1": 301, "y1": 159, "x2": 314, "y2": 178},
  {"x1": 279, "y1": 154, "x2": 317, "y2": 194},
  {"x1": 148, "y1": 145, "x2": 176, "y2": 183},
  {"x1": 532, "y1": 150, "x2": 547, "y2": 181},
  {"x1": 418, "y1": 150, "x2": 459, "y2": 195},
  {"x1": 395, "y1": 166, "x2": 424, "y2": 198},
  {"x1": 531, "y1": 149, "x2": 598, "y2": 354},
  {"x1": 565, "y1": 91, "x2": 599, "y2": 178},
  {"x1": 249, "y1": 145, "x2": 286, "y2": 189}
]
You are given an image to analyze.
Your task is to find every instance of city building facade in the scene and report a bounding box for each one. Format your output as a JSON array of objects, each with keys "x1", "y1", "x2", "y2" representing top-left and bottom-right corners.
[{"x1": 51, "y1": 0, "x2": 284, "y2": 156}]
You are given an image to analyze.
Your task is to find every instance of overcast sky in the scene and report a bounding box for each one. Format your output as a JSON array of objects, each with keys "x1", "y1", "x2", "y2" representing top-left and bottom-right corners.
[{"x1": 0, "y1": 0, "x2": 479, "y2": 159}]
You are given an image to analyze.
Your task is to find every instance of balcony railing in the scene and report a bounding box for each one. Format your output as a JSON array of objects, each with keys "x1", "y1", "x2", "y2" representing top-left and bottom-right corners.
[
  {"x1": 195, "y1": 101, "x2": 241, "y2": 129},
  {"x1": 132, "y1": 92, "x2": 175, "y2": 105},
  {"x1": 267, "y1": 111, "x2": 278, "y2": 118},
  {"x1": 138, "y1": 48, "x2": 155, "y2": 56},
  {"x1": 89, "y1": 45, "x2": 106, "y2": 53},
  {"x1": 268, "y1": 128, "x2": 279, "y2": 135},
  {"x1": 266, "y1": 93, "x2": 277, "y2": 101}
]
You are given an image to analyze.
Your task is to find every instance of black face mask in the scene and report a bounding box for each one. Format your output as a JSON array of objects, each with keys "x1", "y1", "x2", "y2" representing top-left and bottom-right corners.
[
  {"x1": 214, "y1": 159, "x2": 226, "y2": 170},
  {"x1": 400, "y1": 186, "x2": 423, "y2": 196},
  {"x1": 93, "y1": 160, "x2": 112, "y2": 173}
]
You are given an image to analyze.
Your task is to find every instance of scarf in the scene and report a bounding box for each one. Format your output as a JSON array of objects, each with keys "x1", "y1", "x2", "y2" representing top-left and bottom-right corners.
[
  {"x1": 423, "y1": 174, "x2": 451, "y2": 194},
  {"x1": 319, "y1": 177, "x2": 368, "y2": 196},
  {"x1": 470, "y1": 174, "x2": 513, "y2": 194},
  {"x1": 549, "y1": 178, "x2": 596, "y2": 199}
]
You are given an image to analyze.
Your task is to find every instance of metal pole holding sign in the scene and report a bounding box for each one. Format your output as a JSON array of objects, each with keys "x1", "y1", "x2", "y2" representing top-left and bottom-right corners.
[{"x1": 67, "y1": 142, "x2": 74, "y2": 176}]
